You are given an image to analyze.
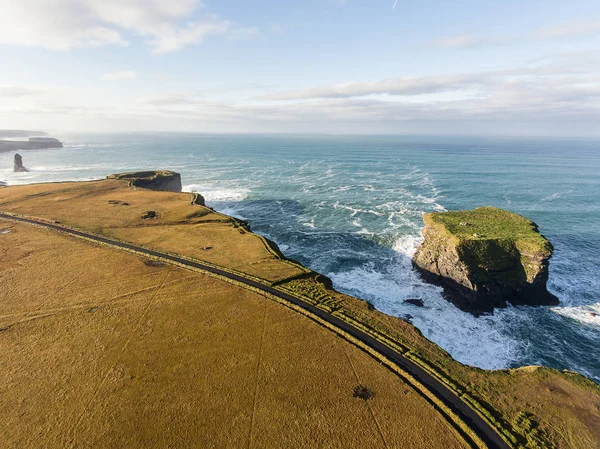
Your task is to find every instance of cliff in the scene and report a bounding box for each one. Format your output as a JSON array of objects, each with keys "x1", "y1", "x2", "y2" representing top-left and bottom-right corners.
[
  {"x1": 0, "y1": 137, "x2": 63, "y2": 152},
  {"x1": 413, "y1": 206, "x2": 559, "y2": 315},
  {"x1": 106, "y1": 170, "x2": 184, "y2": 194}
]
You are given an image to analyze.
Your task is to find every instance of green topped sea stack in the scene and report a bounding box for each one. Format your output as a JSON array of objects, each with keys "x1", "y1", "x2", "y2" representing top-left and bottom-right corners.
[{"x1": 413, "y1": 206, "x2": 559, "y2": 315}]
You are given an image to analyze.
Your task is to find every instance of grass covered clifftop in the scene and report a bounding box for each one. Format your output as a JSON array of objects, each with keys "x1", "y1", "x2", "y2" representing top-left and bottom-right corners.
[
  {"x1": 107, "y1": 170, "x2": 183, "y2": 194},
  {"x1": 1, "y1": 177, "x2": 598, "y2": 449},
  {"x1": 414, "y1": 207, "x2": 559, "y2": 314},
  {"x1": 425, "y1": 207, "x2": 553, "y2": 280}
]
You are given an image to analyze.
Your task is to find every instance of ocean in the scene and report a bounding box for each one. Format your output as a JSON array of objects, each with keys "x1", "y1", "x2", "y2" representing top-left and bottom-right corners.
[{"x1": 2, "y1": 133, "x2": 599, "y2": 381}]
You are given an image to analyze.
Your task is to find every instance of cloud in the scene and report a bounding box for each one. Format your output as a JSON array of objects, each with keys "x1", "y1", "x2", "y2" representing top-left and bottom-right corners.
[
  {"x1": 0, "y1": 0, "x2": 258, "y2": 53},
  {"x1": 261, "y1": 74, "x2": 482, "y2": 100},
  {"x1": 2, "y1": 54, "x2": 599, "y2": 136},
  {"x1": 0, "y1": 85, "x2": 51, "y2": 98},
  {"x1": 535, "y1": 21, "x2": 600, "y2": 39},
  {"x1": 271, "y1": 24, "x2": 284, "y2": 35},
  {"x1": 429, "y1": 21, "x2": 600, "y2": 49},
  {"x1": 100, "y1": 71, "x2": 137, "y2": 81},
  {"x1": 138, "y1": 92, "x2": 206, "y2": 106}
]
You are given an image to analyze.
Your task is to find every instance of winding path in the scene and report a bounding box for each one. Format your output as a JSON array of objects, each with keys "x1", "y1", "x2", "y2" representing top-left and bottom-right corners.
[{"x1": 0, "y1": 212, "x2": 511, "y2": 449}]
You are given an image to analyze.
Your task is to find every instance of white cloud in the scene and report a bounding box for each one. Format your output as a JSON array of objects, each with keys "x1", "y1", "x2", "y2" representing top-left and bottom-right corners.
[
  {"x1": 2, "y1": 54, "x2": 599, "y2": 136},
  {"x1": 0, "y1": 85, "x2": 51, "y2": 98},
  {"x1": 271, "y1": 24, "x2": 284, "y2": 35},
  {"x1": 138, "y1": 92, "x2": 206, "y2": 106},
  {"x1": 149, "y1": 16, "x2": 260, "y2": 54},
  {"x1": 100, "y1": 71, "x2": 137, "y2": 81},
  {"x1": 535, "y1": 21, "x2": 600, "y2": 39},
  {"x1": 0, "y1": 0, "x2": 258, "y2": 53},
  {"x1": 429, "y1": 21, "x2": 600, "y2": 49},
  {"x1": 261, "y1": 74, "x2": 482, "y2": 100}
]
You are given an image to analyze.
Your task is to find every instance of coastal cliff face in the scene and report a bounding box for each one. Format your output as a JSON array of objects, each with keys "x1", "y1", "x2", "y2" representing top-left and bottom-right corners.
[
  {"x1": 107, "y1": 170, "x2": 183, "y2": 194},
  {"x1": 0, "y1": 138, "x2": 63, "y2": 152},
  {"x1": 413, "y1": 206, "x2": 559, "y2": 315}
]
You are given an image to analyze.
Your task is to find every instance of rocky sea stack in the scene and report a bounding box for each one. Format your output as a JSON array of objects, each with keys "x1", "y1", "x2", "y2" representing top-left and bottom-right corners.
[
  {"x1": 14, "y1": 153, "x2": 28, "y2": 172},
  {"x1": 413, "y1": 206, "x2": 559, "y2": 315}
]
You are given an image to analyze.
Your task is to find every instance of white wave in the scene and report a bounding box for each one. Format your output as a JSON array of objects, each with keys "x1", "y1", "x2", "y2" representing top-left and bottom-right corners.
[
  {"x1": 393, "y1": 234, "x2": 422, "y2": 257},
  {"x1": 332, "y1": 202, "x2": 384, "y2": 217},
  {"x1": 218, "y1": 207, "x2": 246, "y2": 220},
  {"x1": 541, "y1": 190, "x2": 573, "y2": 202},
  {"x1": 182, "y1": 184, "x2": 250, "y2": 202},
  {"x1": 329, "y1": 261, "x2": 521, "y2": 369},
  {"x1": 27, "y1": 165, "x2": 96, "y2": 172},
  {"x1": 552, "y1": 304, "x2": 600, "y2": 327}
]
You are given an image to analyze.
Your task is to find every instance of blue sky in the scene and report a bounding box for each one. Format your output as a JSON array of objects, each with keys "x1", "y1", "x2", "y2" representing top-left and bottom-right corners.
[{"x1": 1, "y1": 0, "x2": 599, "y2": 135}]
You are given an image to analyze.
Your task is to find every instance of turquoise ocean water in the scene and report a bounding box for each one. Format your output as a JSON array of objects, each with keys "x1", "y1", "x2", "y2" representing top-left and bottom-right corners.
[{"x1": 2, "y1": 134, "x2": 599, "y2": 381}]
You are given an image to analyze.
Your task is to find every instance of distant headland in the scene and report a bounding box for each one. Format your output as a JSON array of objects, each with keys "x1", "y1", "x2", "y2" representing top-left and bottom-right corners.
[{"x1": 0, "y1": 133, "x2": 63, "y2": 152}]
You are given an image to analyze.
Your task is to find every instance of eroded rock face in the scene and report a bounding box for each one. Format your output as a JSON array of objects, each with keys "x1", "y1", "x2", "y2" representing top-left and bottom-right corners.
[
  {"x1": 14, "y1": 154, "x2": 28, "y2": 172},
  {"x1": 413, "y1": 206, "x2": 559, "y2": 315},
  {"x1": 107, "y1": 171, "x2": 182, "y2": 193}
]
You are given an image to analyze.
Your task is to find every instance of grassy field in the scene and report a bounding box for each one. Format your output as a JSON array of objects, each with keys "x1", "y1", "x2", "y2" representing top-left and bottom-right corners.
[
  {"x1": 0, "y1": 180, "x2": 307, "y2": 283},
  {"x1": 0, "y1": 222, "x2": 469, "y2": 449},
  {"x1": 1, "y1": 177, "x2": 599, "y2": 449}
]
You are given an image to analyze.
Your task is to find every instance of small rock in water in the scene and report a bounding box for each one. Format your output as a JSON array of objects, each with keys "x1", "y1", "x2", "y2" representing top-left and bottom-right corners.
[
  {"x1": 404, "y1": 298, "x2": 424, "y2": 307},
  {"x1": 590, "y1": 312, "x2": 597, "y2": 317}
]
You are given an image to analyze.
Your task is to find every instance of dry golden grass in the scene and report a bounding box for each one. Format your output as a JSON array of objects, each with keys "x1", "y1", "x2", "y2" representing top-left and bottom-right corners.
[
  {"x1": 0, "y1": 180, "x2": 306, "y2": 283},
  {"x1": 0, "y1": 222, "x2": 469, "y2": 449},
  {"x1": 283, "y1": 276, "x2": 600, "y2": 449}
]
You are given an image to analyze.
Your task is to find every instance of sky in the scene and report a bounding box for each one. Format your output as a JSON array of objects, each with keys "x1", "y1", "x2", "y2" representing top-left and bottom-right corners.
[{"x1": 1, "y1": 0, "x2": 600, "y2": 136}]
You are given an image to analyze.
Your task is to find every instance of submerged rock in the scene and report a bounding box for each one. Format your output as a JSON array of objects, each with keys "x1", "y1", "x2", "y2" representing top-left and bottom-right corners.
[
  {"x1": 404, "y1": 298, "x2": 424, "y2": 307},
  {"x1": 107, "y1": 170, "x2": 182, "y2": 193},
  {"x1": 14, "y1": 153, "x2": 28, "y2": 172},
  {"x1": 413, "y1": 206, "x2": 559, "y2": 315}
]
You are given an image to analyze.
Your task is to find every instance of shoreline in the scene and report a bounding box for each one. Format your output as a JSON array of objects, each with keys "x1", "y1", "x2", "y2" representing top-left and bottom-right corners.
[
  {"x1": 1, "y1": 173, "x2": 599, "y2": 448},
  {"x1": 2, "y1": 174, "x2": 598, "y2": 380}
]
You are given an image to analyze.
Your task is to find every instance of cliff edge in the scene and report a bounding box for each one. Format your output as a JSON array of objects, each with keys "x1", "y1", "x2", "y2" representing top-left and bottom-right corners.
[
  {"x1": 413, "y1": 206, "x2": 559, "y2": 315},
  {"x1": 107, "y1": 170, "x2": 184, "y2": 194}
]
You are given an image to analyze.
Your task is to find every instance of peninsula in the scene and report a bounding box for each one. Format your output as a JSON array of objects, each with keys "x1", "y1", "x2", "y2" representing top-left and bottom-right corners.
[
  {"x1": 0, "y1": 173, "x2": 598, "y2": 449},
  {"x1": 0, "y1": 136, "x2": 63, "y2": 152}
]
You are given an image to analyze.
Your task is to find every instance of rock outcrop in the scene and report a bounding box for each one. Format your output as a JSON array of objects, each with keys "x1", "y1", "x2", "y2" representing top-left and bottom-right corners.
[
  {"x1": 413, "y1": 206, "x2": 559, "y2": 315},
  {"x1": 107, "y1": 170, "x2": 183, "y2": 193},
  {"x1": 14, "y1": 154, "x2": 28, "y2": 172}
]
